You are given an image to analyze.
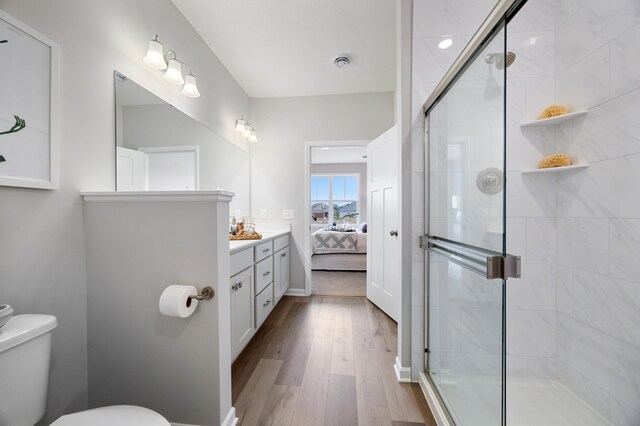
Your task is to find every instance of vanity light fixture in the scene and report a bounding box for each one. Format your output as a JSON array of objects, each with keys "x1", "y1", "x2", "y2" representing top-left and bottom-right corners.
[
  {"x1": 235, "y1": 116, "x2": 259, "y2": 142},
  {"x1": 143, "y1": 35, "x2": 200, "y2": 98},
  {"x1": 143, "y1": 35, "x2": 167, "y2": 70},
  {"x1": 163, "y1": 57, "x2": 184, "y2": 85},
  {"x1": 235, "y1": 116, "x2": 247, "y2": 132},
  {"x1": 242, "y1": 124, "x2": 253, "y2": 138},
  {"x1": 181, "y1": 70, "x2": 200, "y2": 98}
]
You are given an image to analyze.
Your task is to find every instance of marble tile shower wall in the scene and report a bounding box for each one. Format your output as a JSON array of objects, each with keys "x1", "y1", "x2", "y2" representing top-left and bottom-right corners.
[
  {"x1": 553, "y1": 0, "x2": 640, "y2": 423},
  {"x1": 504, "y1": 0, "x2": 559, "y2": 382},
  {"x1": 411, "y1": 0, "x2": 497, "y2": 381}
]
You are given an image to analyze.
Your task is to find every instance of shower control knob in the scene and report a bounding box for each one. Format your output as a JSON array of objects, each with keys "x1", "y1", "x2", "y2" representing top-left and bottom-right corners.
[{"x1": 476, "y1": 168, "x2": 504, "y2": 195}]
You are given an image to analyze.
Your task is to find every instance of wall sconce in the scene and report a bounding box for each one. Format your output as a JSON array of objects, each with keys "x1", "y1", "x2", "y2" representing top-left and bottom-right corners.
[
  {"x1": 143, "y1": 35, "x2": 200, "y2": 98},
  {"x1": 235, "y1": 116, "x2": 247, "y2": 132},
  {"x1": 235, "y1": 115, "x2": 259, "y2": 143}
]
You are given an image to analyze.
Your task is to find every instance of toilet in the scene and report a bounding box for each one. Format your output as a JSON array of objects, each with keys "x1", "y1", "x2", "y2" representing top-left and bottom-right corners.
[{"x1": 0, "y1": 314, "x2": 170, "y2": 426}]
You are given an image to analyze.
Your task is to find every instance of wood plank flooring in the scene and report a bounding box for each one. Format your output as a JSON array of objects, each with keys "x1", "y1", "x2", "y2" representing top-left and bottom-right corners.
[
  {"x1": 232, "y1": 296, "x2": 436, "y2": 426},
  {"x1": 311, "y1": 271, "x2": 366, "y2": 297}
]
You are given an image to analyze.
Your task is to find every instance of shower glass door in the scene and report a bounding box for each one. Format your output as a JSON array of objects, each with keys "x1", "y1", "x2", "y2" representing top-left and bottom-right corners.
[{"x1": 425, "y1": 22, "x2": 507, "y2": 425}]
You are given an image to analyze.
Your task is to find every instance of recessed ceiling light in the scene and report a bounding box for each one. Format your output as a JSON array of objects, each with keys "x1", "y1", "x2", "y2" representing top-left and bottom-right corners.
[
  {"x1": 438, "y1": 38, "x2": 453, "y2": 49},
  {"x1": 334, "y1": 56, "x2": 350, "y2": 68},
  {"x1": 322, "y1": 147, "x2": 330, "y2": 151}
]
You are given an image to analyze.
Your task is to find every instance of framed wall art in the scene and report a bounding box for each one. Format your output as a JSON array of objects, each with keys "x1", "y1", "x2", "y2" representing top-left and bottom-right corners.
[{"x1": 0, "y1": 9, "x2": 59, "y2": 189}]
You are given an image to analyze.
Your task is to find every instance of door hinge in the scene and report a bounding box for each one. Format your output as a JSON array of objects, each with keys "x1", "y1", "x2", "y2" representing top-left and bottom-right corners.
[
  {"x1": 425, "y1": 348, "x2": 430, "y2": 354},
  {"x1": 419, "y1": 235, "x2": 429, "y2": 249}
]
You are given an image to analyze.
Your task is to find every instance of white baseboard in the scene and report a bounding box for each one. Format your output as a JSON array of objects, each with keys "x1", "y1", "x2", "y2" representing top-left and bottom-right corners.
[
  {"x1": 284, "y1": 288, "x2": 307, "y2": 296},
  {"x1": 418, "y1": 371, "x2": 453, "y2": 426},
  {"x1": 221, "y1": 407, "x2": 238, "y2": 426},
  {"x1": 394, "y1": 356, "x2": 412, "y2": 383}
]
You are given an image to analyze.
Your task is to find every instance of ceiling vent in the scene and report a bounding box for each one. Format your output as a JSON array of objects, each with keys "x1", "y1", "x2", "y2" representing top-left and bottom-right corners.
[{"x1": 333, "y1": 55, "x2": 350, "y2": 68}]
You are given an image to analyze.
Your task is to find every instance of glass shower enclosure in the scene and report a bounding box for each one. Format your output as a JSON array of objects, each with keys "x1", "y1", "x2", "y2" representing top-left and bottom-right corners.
[
  {"x1": 424, "y1": 20, "x2": 513, "y2": 426},
  {"x1": 422, "y1": 0, "x2": 640, "y2": 424}
]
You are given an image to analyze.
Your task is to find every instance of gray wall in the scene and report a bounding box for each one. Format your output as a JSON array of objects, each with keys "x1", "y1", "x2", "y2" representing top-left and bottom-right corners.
[
  {"x1": 83, "y1": 197, "x2": 232, "y2": 425},
  {"x1": 0, "y1": 0, "x2": 250, "y2": 422},
  {"x1": 250, "y1": 92, "x2": 394, "y2": 291}
]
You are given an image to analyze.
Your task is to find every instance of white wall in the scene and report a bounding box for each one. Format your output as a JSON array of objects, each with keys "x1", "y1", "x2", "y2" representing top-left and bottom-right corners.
[
  {"x1": 250, "y1": 93, "x2": 394, "y2": 291},
  {"x1": 0, "y1": 0, "x2": 250, "y2": 423}
]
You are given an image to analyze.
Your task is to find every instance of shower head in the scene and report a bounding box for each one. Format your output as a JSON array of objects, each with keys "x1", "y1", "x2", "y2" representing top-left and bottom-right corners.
[{"x1": 485, "y1": 51, "x2": 516, "y2": 70}]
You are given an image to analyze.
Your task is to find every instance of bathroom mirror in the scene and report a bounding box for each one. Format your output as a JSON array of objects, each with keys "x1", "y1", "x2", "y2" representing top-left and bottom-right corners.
[{"x1": 114, "y1": 71, "x2": 250, "y2": 214}]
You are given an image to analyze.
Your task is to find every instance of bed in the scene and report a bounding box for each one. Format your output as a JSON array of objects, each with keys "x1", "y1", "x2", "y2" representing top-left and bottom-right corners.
[{"x1": 311, "y1": 228, "x2": 367, "y2": 271}]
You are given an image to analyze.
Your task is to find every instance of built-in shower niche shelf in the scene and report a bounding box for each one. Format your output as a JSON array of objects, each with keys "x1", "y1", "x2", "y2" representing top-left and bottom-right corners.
[
  {"x1": 520, "y1": 110, "x2": 588, "y2": 128},
  {"x1": 521, "y1": 163, "x2": 589, "y2": 174}
]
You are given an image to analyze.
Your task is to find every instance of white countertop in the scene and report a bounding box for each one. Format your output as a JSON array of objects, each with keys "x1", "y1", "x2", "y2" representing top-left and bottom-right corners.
[
  {"x1": 229, "y1": 230, "x2": 290, "y2": 254},
  {"x1": 82, "y1": 190, "x2": 235, "y2": 203}
]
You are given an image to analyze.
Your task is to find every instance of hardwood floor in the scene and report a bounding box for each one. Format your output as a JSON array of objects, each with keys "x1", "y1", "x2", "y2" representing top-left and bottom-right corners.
[
  {"x1": 311, "y1": 271, "x2": 366, "y2": 297},
  {"x1": 232, "y1": 296, "x2": 437, "y2": 426}
]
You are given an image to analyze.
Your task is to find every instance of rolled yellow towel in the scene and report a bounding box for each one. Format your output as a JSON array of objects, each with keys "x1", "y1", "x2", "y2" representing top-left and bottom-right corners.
[
  {"x1": 539, "y1": 104, "x2": 569, "y2": 120},
  {"x1": 539, "y1": 154, "x2": 571, "y2": 169}
]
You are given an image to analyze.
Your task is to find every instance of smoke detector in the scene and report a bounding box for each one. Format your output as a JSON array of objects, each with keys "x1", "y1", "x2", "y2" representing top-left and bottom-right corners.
[{"x1": 334, "y1": 55, "x2": 350, "y2": 69}]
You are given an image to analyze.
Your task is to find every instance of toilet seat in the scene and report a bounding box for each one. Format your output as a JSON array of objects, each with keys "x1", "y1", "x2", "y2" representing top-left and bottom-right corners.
[{"x1": 50, "y1": 405, "x2": 170, "y2": 426}]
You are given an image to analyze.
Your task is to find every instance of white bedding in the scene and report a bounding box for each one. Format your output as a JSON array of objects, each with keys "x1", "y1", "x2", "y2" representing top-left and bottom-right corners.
[{"x1": 312, "y1": 229, "x2": 367, "y2": 254}]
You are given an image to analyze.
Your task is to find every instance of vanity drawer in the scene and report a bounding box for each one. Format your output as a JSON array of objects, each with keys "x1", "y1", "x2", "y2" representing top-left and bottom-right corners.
[
  {"x1": 255, "y1": 257, "x2": 273, "y2": 294},
  {"x1": 231, "y1": 247, "x2": 254, "y2": 277},
  {"x1": 255, "y1": 283, "x2": 274, "y2": 328},
  {"x1": 273, "y1": 235, "x2": 289, "y2": 253},
  {"x1": 254, "y1": 241, "x2": 273, "y2": 262}
]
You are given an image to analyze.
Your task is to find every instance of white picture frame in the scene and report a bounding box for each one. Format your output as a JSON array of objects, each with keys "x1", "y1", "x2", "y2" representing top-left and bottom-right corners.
[{"x1": 0, "y1": 9, "x2": 59, "y2": 190}]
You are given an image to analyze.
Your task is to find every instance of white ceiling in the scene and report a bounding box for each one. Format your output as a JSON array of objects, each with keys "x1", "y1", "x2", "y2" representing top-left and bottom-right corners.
[
  {"x1": 171, "y1": 0, "x2": 397, "y2": 98},
  {"x1": 311, "y1": 146, "x2": 368, "y2": 164}
]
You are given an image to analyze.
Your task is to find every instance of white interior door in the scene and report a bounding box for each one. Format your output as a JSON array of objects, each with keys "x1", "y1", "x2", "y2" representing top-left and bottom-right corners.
[
  {"x1": 140, "y1": 145, "x2": 199, "y2": 191},
  {"x1": 367, "y1": 126, "x2": 400, "y2": 321},
  {"x1": 116, "y1": 147, "x2": 145, "y2": 191}
]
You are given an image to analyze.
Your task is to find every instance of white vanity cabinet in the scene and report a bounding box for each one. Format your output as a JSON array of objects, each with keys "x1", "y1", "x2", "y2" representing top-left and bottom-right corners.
[
  {"x1": 230, "y1": 267, "x2": 254, "y2": 359},
  {"x1": 229, "y1": 232, "x2": 290, "y2": 361},
  {"x1": 273, "y1": 236, "x2": 290, "y2": 303}
]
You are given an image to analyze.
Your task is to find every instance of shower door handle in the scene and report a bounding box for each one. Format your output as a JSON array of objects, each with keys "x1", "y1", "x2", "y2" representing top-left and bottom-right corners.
[{"x1": 424, "y1": 235, "x2": 521, "y2": 280}]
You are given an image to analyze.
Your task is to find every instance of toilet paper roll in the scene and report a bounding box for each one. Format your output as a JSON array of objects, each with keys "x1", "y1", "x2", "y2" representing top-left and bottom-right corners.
[{"x1": 159, "y1": 285, "x2": 199, "y2": 318}]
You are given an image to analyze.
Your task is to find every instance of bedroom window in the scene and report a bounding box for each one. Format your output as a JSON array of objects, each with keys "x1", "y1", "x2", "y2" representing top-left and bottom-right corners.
[{"x1": 311, "y1": 174, "x2": 359, "y2": 224}]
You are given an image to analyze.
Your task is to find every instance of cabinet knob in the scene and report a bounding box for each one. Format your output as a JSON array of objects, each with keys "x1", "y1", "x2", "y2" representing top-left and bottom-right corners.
[
  {"x1": 263, "y1": 248, "x2": 270, "y2": 253},
  {"x1": 281, "y1": 253, "x2": 287, "y2": 257},
  {"x1": 263, "y1": 271, "x2": 271, "y2": 277},
  {"x1": 263, "y1": 300, "x2": 271, "y2": 307},
  {"x1": 389, "y1": 230, "x2": 399, "y2": 237}
]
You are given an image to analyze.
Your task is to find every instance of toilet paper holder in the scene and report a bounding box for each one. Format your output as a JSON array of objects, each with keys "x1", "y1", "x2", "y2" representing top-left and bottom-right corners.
[{"x1": 189, "y1": 286, "x2": 215, "y2": 301}]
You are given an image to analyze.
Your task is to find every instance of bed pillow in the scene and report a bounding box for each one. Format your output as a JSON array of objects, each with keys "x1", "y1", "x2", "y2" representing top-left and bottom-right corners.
[{"x1": 359, "y1": 222, "x2": 367, "y2": 233}]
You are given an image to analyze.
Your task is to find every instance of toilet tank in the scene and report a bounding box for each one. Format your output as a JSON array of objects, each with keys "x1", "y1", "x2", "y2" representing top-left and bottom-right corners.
[{"x1": 0, "y1": 314, "x2": 57, "y2": 426}]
